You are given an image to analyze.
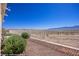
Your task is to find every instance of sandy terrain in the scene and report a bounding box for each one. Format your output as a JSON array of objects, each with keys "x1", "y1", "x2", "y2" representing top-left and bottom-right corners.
[{"x1": 31, "y1": 34, "x2": 79, "y2": 48}]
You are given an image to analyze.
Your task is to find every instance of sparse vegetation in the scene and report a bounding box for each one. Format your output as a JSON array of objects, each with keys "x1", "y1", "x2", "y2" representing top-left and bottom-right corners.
[{"x1": 2, "y1": 29, "x2": 79, "y2": 55}]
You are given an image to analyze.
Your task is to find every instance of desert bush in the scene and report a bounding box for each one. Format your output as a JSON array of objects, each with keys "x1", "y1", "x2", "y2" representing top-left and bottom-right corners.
[
  {"x1": 21, "y1": 32, "x2": 30, "y2": 39},
  {"x1": 3, "y1": 35, "x2": 26, "y2": 55}
]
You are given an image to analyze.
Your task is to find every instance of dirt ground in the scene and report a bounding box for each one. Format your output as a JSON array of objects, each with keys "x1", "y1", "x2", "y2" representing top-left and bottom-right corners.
[
  {"x1": 32, "y1": 35, "x2": 79, "y2": 48},
  {"x1": 23, "y1": 39, "x2": 67, "y2": 56},
  {"x1": 46, "y1": 35, "x2": 79, "y2": 48}
]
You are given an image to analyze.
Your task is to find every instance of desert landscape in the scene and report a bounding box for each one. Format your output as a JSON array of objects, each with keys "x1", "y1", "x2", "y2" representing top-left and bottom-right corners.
[
  {"x1": 1, "y1": 3, "x2": 79, "y2": 56},
  {"x1": 2, "y1": 27, "x2": 78, "y2": 56},
  {"x1": 8, "y1": 29, "x2": 79, "y2": 48}
]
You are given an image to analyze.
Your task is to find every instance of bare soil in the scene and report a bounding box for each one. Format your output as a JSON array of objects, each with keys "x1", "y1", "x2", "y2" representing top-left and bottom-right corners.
[
  {"x1": 32, "y1": 35, "x2": 79, "y2": 48},
  {"x1": 23, "y1": 39, "x2": 67, "y2": 56}
]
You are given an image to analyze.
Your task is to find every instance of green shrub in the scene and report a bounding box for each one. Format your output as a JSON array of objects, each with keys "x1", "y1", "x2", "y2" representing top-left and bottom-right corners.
[
  {"x1": 21, "y1": 32, "x2": 30, "y2": 39},
  {"x1": 3, "y1": 35, "x2": 26, "y2": 55}
]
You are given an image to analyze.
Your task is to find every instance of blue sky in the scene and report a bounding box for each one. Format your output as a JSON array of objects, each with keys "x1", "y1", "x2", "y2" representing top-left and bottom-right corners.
[{"x1": 3, "y1": 3, "x2": 79, "y2": 29}]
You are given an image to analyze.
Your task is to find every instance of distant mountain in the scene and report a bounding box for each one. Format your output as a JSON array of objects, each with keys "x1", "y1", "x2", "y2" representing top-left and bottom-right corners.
[{"x1": 48, "y1": 25, "x2": 79, "y2": 31}]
